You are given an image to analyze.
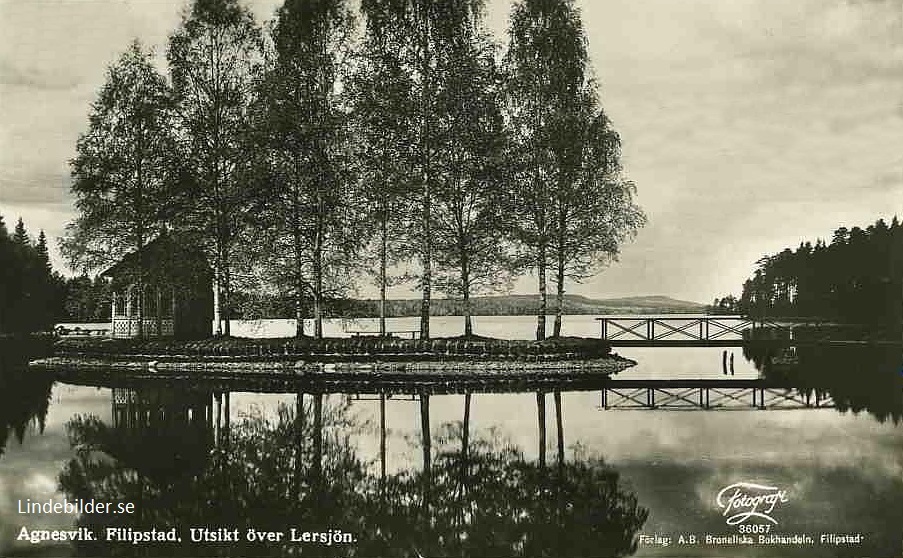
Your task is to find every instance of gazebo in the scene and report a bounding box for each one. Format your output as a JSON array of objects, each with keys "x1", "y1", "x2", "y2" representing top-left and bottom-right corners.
[{"x1": 100, "y1": 232, "x2": 213, "y2": 339}]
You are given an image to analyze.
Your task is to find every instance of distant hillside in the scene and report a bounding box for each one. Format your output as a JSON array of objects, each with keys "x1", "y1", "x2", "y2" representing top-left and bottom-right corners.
[{"x1": 325, "y1": 294, "x2": 707, "y2": 318}]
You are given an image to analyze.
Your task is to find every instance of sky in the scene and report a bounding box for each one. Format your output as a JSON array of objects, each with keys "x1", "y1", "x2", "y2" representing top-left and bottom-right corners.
[{"x1": 1, "y1": 0, "x2": 902, "y2": 304}]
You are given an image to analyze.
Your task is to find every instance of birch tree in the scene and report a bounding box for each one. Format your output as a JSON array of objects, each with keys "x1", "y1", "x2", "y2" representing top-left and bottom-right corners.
[
  {"x1": 431, "y1": 26, "x2": 514, "y2": 337},
  {"x1": 250, "y1": 0, "x2": 361, "y2": 338},
  {"x1": 357, "y1": 0, "x2": 489, "y2": 339},
  {"x1": 504, "y1": 0, "x2": 641, "y2": 340},
  {"x1": 168, "y1": 0, "x2": 262, "y2": 336},
  {"x1": 549, "y1": 90, "x2": 644, "y2": 337},
  {"x1": 63, "y1": 41, "x2": 179, "y2": 337},
  {"x1": 349, "y1": 1, "x2": 417, "y2": 336}
]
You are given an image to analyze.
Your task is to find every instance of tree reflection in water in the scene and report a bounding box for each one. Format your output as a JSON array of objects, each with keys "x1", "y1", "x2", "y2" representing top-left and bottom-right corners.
[
  {"x1": 744, "y1": 343, "x2": 903, "y2": 424},
  {"x1": 59, "y1": 388, "x2": 647, "y2": 557},
  {"x1": 0, "y1": 339, "x2": 53, "y2": 457}
]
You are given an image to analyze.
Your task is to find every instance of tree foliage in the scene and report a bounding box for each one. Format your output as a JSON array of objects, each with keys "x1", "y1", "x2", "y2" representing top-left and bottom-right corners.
[
  {"x1": 729, "y1": 217, "x2": 902, "y2": 325},
  {"x1": 62, "y1": 40, "x2": 179, "y2": 274},
  {"x1": 502, "y1": 0, "x2": 644, "y2": 340},
  {"x1": 356, "y1": 0, "x2": 495, "y2": 339},
  {"x1": 430, "y1": 23, "x2": 515, "y2": 337},
  {"x1": 349, "y1": 0, "x2": 420, "y2": 336},
  {"x1": 168, "y1": 0, "x2": 263, "y2": 336},
  {"x1": 58, "y1": 0, "x2": 648, "y2": 339},
  {"x1": 0, "y1": 215, "x2": 65, "y2": 333},
  {"x1": 249, "y1": 0, "x2": 363, "y2": 339},
  {"x1": 549, "y1": 95, "x2": 644, "y2": 336}
]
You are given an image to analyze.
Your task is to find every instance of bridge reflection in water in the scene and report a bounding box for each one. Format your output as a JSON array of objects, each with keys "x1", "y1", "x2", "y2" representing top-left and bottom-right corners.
[{"x1": 599, "y1": 379, "x2": 834, "y2": 410}]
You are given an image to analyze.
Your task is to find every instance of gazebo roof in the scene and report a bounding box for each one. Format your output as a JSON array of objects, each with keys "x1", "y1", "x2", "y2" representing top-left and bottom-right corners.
[{"x1": 99, "y1": 232, "x2": 211, "y2": 285}]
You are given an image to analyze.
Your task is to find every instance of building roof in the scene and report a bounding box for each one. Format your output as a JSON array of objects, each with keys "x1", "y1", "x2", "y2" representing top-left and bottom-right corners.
[{"x1": 99, "y1": 232, "x2": 212, "y2": 286}]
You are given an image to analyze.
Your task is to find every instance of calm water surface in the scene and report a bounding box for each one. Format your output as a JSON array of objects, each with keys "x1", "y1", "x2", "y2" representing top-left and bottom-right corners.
[{"x1": 1, "y1": 316, "x2": 901, "y2": 557}]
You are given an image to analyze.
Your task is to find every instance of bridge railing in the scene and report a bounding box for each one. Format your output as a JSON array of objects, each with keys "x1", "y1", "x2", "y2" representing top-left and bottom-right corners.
[{"x1": 595, "y1": 316, "x2": 797, "y2": 342}]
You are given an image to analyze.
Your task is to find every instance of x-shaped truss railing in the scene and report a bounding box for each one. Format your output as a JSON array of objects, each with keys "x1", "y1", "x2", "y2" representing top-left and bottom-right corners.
[
  {"x1": 601, "y1": 386, "x2": 836, "y2": 410},
  {"x1": 598, "y1": 317, "x2": 756, "y2": 342}
]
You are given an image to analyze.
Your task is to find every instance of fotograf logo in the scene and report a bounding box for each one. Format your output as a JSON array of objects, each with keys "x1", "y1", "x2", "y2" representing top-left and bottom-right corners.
[{"x1": 715, "y1": 482, "x2": 789, "y2": 525}]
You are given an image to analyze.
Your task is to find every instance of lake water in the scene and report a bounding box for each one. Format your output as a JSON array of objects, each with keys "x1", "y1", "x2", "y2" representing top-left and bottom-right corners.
[{"x1": 1, "y1": 315, "x2": 901, "y2": 557}]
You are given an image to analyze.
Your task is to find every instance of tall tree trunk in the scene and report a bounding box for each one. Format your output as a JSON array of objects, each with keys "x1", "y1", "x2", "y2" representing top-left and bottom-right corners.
[
  {"x1": 314, "y1": 226, "x2": 323, "y2": 339},
  {"x1": 553, "y1": 249, "x2": 565, "y2": 337},
  {"x1": 134, "y1": 134, "x2": 145, "y2": 339},
  {"x1": 462, "y1": 254, "x2": 472, "y2": 337},
  {"x1": 293, "y1": 178, "x2": 305, "y2": 338},
  {"x1": 379, "y1": 211, "x2": 388, "y2": 337},
  {"x1": 223, "y1": 264, "x2": 231, "y2": 337},
  {"x1": 536, "y1": 391, "x2": 546, "y2": 468},
  {"x1": 418, "y1": 6, "x2": 431, "y2": 341},
  {"x1": 420, "y1": 179, "x2": 431, "y2": 340},
  {"x1": 213, "y1": 268, "x2": 222, "y2": 336},
  {"x1": 536, "y1": 245, "x2": 547, "y2": 341},
  {"x1": 295, "y1": 295, "x2": 305, "y2": 337}
]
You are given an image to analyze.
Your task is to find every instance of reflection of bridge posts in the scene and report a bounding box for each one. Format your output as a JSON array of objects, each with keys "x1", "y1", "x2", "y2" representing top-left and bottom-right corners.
[{"x1": 600, "y1": 380, "x2": 836, "y2": 410}]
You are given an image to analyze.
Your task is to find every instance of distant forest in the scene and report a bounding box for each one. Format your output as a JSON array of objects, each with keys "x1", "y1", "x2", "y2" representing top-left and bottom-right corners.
[
  {"x1": 0, "y1": 213, "x2": 113, "y2": 333},
  {"x1": 714, "y1": 217, "x2": 903, "y2": 324},
  {"x1": 233, "y1": 293, "x2": 705, "y2": 320},
  {"x1": 0, "y1": 215, "x2": 62, "y2": 333}
]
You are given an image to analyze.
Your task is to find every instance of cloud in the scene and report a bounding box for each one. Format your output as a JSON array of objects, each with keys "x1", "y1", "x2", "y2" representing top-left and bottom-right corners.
[{"x1": 0, "y1": 60, "x2": 83, "y2": 91}]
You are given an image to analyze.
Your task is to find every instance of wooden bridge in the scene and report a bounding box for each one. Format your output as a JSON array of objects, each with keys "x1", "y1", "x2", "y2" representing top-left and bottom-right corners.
[
  {"x1": 597, "y1": 316, "x2": 771, "y2": 346},
  {"x1": 595, "y1": 316, "x2": 857, "y2": 347},
  {"x1": 600, "y1": 379, "x2": 834, "y2": 411}
]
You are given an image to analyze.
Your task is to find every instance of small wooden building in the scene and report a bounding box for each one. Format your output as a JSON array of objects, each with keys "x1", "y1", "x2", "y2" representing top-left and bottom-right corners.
[{"x1": 100, "y1": 233, "x2": 213, "y2": 339}]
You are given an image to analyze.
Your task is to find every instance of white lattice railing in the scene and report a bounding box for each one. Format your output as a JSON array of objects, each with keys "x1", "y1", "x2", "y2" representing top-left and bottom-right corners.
[{"x1": 112, "y1": 317, "x2": 174, "y2": 338}]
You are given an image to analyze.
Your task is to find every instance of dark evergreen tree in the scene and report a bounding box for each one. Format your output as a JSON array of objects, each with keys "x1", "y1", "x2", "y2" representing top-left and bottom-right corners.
[
  {"x1": 730, "y1": 216, "x2": 902, "y2": 326},
  {"x1": 0, "y1": 215, "x2": 64, "y2": 333}
]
